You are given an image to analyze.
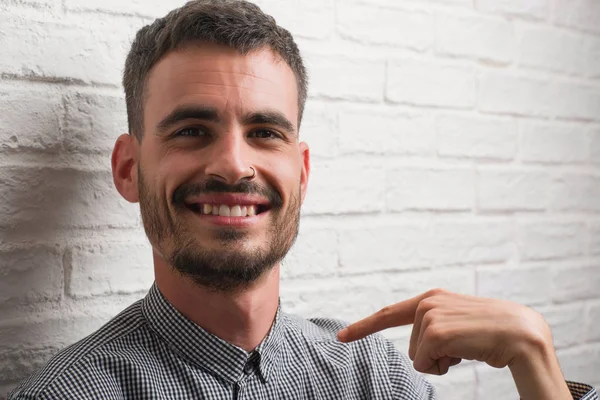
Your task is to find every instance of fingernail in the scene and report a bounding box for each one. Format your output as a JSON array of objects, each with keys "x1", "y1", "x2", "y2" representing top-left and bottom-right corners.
[{"x1": 337, "y1": 329, "x2": 347, "y2": 341}]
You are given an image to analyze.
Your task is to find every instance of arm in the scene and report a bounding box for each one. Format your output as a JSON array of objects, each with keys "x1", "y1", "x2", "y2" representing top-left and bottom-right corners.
[
  {"x1": 508, "y1": 336, "x2": 572, "y2": 400},
  {"x1": 338, "y1": 289, "x2": 598, "y2": 400}
]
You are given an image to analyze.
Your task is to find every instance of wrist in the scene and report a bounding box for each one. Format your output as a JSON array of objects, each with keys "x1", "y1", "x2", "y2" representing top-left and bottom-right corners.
[{"x1": 508, "y1": 337, "x2": 571, "y2": 400}]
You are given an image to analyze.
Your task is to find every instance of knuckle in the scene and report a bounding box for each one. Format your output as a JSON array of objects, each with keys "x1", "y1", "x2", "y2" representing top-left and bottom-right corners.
[
  {"x1": 418, "y1": 298, "x2": 437, "y2": 312},
  {"x1": 426, "y1": 287, "x2": 447, "y2": 297},
  {"x1": 424, "y1": 325, "x2": 445, "y2": 342},
  {"x1": 422, "y1": 309, "x2": 437, "y2": 325}
]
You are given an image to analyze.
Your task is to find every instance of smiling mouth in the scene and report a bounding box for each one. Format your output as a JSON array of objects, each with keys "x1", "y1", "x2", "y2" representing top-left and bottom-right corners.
[{"x1": 186, "y1": 203, "x2": 271, "y2": 217}]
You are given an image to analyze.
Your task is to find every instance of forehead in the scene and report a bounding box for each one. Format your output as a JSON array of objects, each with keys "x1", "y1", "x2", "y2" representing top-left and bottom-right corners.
[{"x1": 144, "y1": 43, "x2": 299, "y2": 128}]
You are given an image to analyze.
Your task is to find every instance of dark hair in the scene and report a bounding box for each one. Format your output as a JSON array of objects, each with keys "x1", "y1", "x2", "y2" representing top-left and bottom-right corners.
[{"x1": 123, "y1": 0, "x2": 308, "y2": 140}]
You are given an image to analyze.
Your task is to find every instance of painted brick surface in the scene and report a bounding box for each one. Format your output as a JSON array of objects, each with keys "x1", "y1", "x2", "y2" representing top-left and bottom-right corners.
[
  {"x1": 476, "y1": 0, "x2": 548, "y2": 20},
  {"x1": 517, "y1": 25, "x2": 588, "y2": 76},
  {"x1": 517, "y1": 221, "x2": 586, "y2": 261},
  {"x1": 339, "y1": 107, "x2": 435, "y2": 156},
  {"x1": 386, "y1": 167, "x2": 475, "y2": 212},
  {"x1": 1, "y1": 0, "x2": 599, "y2": 398},
  {"x1": 336, "y1": 2, "x2": 433, "y2": 50},
  {"x1": 436, "y1": 13, "x2": 514, "y2": 63},
  {"x1": 476, "y1": 168, "x2": 553, "y2": 212},
  {"x1": 387, "y1": 60, "x2": 476, "y2": 108},
  {"x1": 519, "y1": 120, "x2": 589, "y2": 164},
  {"x1": 477, "y1": 264, "x2": 552, "y2": 306},
  {"x1": 436, "y1": 114, "x2": 516, "y2": 160}
]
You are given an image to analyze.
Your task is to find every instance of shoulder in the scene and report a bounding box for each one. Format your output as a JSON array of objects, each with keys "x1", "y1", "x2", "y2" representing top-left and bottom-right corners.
[
  {"x1": 283, "y1": 314, "x2": 436, "y2": 399},
  {"x1": 9, "y1": 300, "x2": 148, "y2": 399},
  {"x1": 283, "y1": 313, "x2": 399, "y2": 364},
  {"x1": 288, "y1": 314, "x2": 392, "y2": 350}
]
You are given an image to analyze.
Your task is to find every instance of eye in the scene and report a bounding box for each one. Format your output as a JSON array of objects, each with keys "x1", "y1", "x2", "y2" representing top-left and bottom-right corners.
[
  {"x1": 249, "y1": 129, "x2": 280, "y2": 139},
  {"x1": 174, "y1": 127, "x2": 209, "y2": 137}
]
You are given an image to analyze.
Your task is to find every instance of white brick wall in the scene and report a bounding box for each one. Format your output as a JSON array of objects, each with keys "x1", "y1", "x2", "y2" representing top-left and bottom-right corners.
[{"x1": 1, "y1": 0, "x2": 599, "y2": 398}]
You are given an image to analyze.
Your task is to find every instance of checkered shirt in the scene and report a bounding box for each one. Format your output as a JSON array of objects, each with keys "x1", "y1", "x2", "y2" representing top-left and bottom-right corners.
[{"x1": 9, "y1": 283, "x2": 598, "y2": 399}]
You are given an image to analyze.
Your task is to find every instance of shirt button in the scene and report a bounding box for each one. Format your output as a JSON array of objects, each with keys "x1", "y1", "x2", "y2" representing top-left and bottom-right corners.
[{"x1": 243, "y1": 363, "x2": 252, "y2": 374}]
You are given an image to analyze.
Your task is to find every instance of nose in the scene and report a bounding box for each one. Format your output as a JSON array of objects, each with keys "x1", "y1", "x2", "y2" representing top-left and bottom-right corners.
[{"x1": 204, "y1": 129, "x2": 254, "y2": 184}]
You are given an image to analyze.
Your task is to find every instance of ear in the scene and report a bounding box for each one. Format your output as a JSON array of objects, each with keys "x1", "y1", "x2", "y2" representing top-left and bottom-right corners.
[
  {"x1": 298, "y1": 141, "x2": 310, "y2": 204},
  {"x1": 111, "y1": 134, "x2": 140, "y2": 203}
]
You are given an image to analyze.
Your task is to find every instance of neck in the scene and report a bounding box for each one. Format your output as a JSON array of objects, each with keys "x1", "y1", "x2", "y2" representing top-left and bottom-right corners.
[{"x1": 153, "y1": 252, "x2": 280, "y2": 352}]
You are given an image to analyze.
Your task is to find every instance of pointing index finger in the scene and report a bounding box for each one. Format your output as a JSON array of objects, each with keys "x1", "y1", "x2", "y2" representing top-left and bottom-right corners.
[{"x1": 337, "y1": 293, "x2": 426, "y2": 343}]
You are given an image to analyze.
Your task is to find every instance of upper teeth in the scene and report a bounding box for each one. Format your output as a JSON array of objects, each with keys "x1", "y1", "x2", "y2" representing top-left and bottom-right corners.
[{"x1": 201, "y1": 204, "x2": 257, "y2": 217}]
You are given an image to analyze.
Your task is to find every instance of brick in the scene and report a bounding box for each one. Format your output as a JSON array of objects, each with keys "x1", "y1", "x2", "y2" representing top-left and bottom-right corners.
[
  {"x1": 387, "y1": 268, "x2": 476, "y2": 297},
  {"x1": 436, "y1": 114, "x2": 516, "y2": 160},
  {"x1": 0, "y1": 246, "x2": 63, "y2": 305},
  {"x1": 387, "y1": 60, "x2": 476, "y2": 108},
  {"x1": 556, "y1": 345, "x2": 600, "y2": 387},
  {"x1": 3, "y1": 0, "x2": 60, "y2": 9},
  {"x1": 477, "y1": 265, "x2": 551, "y2": 306},
  {"x1": 65, "y1": 0, "x2": 182, "y2": 18},
  {"x1": 339, "y1": 224, "x2": 429, "y2": 274},
  {"x1": 586, "y1": 302, "x2": 600, "y2": 342},
  {"x1": 427, "y1": 365, "x2": 476, "y2": 400},
  {"x1": 62, "y1": 90, "x2": 127, "y2": 153},
  {"x1": 0, "y1": 17, "x2": 129, "y2": 85},
  {"x1": 307, "y1": 55, "x2": 385, "y2": 102},
  {"x1": 67, "y1": 242, "x2": 154, "y2": 298},
  {"x1": 281, "y1": 227, "x2": 338, "y2": 280},
  {"x1": 479, "y1": 72, "x2": 600, "y2": 121},
  {"x1": 476, "y1": 168, "x2": 553, "y2": 212},
  {"x1": 302, "y1": 161, "x2": 385, "y2": 215},
  {"x1": 0, "y1": 346, "x2": 59, "y2": 383},
  {"x1": 552, "y1": 264, "x2": 600, "y2": 303},
  {"x1": 553, "y1": 0, "x2": 600, "y2": 34},
  {"x1": 339, "y1": 108, "x2": 435, "y2": 156},
  {"x1": 339, "y1": 221, "x2": 511, "y2": 273},
  {"x1": 427, "y1": 221, "x2": 512, "y2": 267},
  {"x1": 519, "y1": 121, "x2": 588, "y2": 164},
  {"x1": 436, "y1": 14, "x2": 514, "y2": 64},
  {"x1": 517, "y1": 222, "x2": 586, "y2": 261},
  {"x1": 550, "y1": 173, "x2": 600, "y2": 213},
  {"x1": 0, "y1": 84, "x2": 62, "y2": 151},
  {"x1": 475, "y1": 364, "x2": 519, "y2": 399},
  {"x1": 0, "y1": 312, "x2": 113, "y2": 380},
  {"x1": 386, "y1": 167, "x2": 475, "y2": 212},
  {"x1": 255, "y1": 0, "x2": 334, "y2": 40},
  {"x1": 359, "y1": 0, "x2": 471, "y2": 6},
  {"x1": 518, "y1": 25, "x2": 588, "y2": 76},
  {"x1": 336, "y1": 3, "x2": 432, "y2": 50},
  {"x1": 591, "y1": 222, "x2": 600, "y2": 256},
  {"x1": 591, "y1": 127, "x2": 600, "y2": 164},
  {"x1": 477, "y1": 0, "x2": 548, "y2": 20},
  {"x1": 0, "y1": 167, "x2": 140, "y2": 230},
  {"x1": 1, "y1": 383, "x2": 20, "y2": 400},
  {"x1": 588, "y1": 38, "x2": 600, "y2": 78},
  {"x1": 536, "y1": 303, "x2": 586, "y2": 349},
  {"x1": 300, "y1": 101, "x2": 338, "y2": 158},
  {"x1": 280, "y1": 274, "x2": 398, "y2": 322}
]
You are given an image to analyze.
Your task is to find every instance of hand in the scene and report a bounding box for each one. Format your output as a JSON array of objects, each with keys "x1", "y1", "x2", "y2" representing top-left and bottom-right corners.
[{"x1": 337, "y1": 288, "x2": 553, "y2": 376}]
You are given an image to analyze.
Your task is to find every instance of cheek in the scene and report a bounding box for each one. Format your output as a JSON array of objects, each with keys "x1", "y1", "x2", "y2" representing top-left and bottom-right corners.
[
  {"x1": 264, "y1": 153, "x2": 302, "y2": 194},
  {"x1": 158, "y1": 152, "x2": 198, "y2": 196}
]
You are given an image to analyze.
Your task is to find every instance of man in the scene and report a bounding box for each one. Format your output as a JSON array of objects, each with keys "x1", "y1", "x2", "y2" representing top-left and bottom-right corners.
[{"x1": 9, "y1": 1, "x2": 598, "y2": 399}]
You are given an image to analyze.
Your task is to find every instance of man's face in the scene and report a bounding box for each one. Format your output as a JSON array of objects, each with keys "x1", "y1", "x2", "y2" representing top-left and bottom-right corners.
[{"x1": 136, "y1": 43, "x2": 309, "y2": 291}]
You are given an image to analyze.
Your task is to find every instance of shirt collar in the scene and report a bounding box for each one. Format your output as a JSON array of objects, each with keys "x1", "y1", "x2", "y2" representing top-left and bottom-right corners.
[{"x1": 141, "y1": 282, "x2": 285, "y2": 383}]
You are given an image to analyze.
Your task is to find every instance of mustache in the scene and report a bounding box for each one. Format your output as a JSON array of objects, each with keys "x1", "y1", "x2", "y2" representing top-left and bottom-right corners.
[{"x1": 172, "y1": 179, "x2": 284, "y2": 209}]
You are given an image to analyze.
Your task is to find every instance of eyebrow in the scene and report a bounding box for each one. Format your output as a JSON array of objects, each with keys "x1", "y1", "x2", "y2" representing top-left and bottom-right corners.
[
  {"x1": 155, "y1": 105, "x2": 297, "y2": 136},
  {"x1": 242, "y1": 110, "x2": 296, "y2": 135},
  {"x1": 156, "y1": 106, "x2": 220, "y2": 134}
]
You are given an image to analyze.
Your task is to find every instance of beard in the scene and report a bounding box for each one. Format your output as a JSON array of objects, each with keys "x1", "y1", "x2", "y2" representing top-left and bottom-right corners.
[{"x1": 138, "y1": 167, "x2": 301, "y2": 292}]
